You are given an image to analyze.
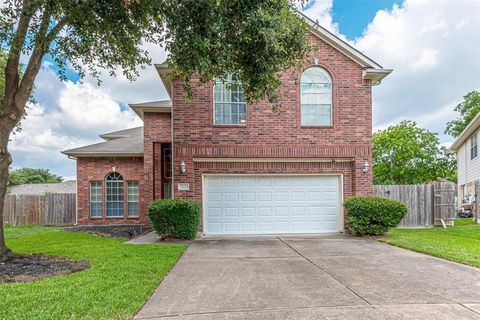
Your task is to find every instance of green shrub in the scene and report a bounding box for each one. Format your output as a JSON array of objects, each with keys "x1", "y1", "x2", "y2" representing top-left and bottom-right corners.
[
  {"x1": 345, "y1": 196, "x2": 407, "y2": 236},
  {"x1": 148, "y1": 199, "x2": 201, "y2": 239}
]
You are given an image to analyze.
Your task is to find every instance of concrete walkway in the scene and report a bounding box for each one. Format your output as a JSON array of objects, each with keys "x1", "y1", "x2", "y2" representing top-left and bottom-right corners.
[
  {"x1": 126, "y1": 231, "x2": 161, "y2": 244},
  {"x1": 135, "y1": 234, "x2": 480, "y2": 319}
]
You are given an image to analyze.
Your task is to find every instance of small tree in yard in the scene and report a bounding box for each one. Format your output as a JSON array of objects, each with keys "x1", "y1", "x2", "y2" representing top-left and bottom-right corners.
[
  {"x1": 0, "y1": 0, "x2": 310, "y2": 261},
  {"x1": 8, "y1": 167, "x2": 63, "y2": 185},
  {"x1": 373, "y1": 121, "x2": 456, "y2": 185}
]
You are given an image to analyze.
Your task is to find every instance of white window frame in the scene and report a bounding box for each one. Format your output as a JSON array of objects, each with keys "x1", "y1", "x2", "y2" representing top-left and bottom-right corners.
[
  {"x1": 127, "y1": 181, "x2": 140, "y2": 217},
  {"x1": 213, "y1": 75, "x2": 247, "y2": 125},
  {"x1": 105, "y1": 172, "x2": 124, "y2": 217},
  {"x1": 300, "y1": 67, "x2": 333, "y2": 126},
  {"x1": 89, "y1": 181, "x2": 103, "y2": 218},
  {"x1": 471, "y1": 133, "x2": 478, "y2": 160}
]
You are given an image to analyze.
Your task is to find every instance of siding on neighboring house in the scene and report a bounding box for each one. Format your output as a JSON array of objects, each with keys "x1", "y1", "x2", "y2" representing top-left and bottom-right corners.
[{"x1": 457, "y1": 129, "x2": 480, "y2": 207}]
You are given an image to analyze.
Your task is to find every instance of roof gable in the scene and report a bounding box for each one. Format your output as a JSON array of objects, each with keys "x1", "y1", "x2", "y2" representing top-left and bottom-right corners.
[
  {"x1": 297, "y1": 11, "x2": 383, "y2": 69},
  {"x1": 450, "y1": 112, "x2": 480, "y2": 152}
]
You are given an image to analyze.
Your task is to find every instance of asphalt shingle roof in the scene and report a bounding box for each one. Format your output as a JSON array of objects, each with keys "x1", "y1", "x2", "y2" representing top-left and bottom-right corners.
[
  {"x1": 62, "y1": 127, "x2": 144, "y2": 157},
  {"x1": 8, "y1": 180, "x2": 77, "y2": 195}
]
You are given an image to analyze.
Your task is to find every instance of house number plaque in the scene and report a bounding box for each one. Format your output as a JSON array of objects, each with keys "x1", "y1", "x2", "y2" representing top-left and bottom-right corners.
[{"x1": 178, "y1": 183, "x2": 190, "y2": 191}]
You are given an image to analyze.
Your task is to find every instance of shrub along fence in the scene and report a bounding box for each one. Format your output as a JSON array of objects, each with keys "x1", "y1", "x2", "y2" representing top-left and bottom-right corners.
[
  {"x1": 3, "y1": 193, "x2": 76, "y2": 226},
  {"x1": 374, "y1": 181, "x2": 456, "y2": 228}
]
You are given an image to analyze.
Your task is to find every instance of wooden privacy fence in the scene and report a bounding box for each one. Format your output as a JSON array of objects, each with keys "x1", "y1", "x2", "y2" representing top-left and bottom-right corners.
[
  {"x1": 374, "y1": 181, "x2": 456, "y2": 228},
  {"x1": 3, "y1": 193, "x2": 76, "y2": 226}
]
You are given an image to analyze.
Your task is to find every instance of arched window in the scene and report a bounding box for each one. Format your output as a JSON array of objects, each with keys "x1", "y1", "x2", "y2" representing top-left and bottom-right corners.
[
  {"x1": 214, "y1": 75, "x2": 247, "y2": 125},
  {"x1": 106, "y1": 172, "x2": 124, "y2": 217},
  {"x1": 300, "y1": 67, "x2": 332, "y2": 126}
]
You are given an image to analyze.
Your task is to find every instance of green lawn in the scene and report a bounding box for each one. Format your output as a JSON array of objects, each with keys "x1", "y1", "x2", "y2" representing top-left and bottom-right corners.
[
  {"x1": 0, "y1": 226, "x2": 186, "y2": 320},
  {"x1": 382, "y1": 218, "x2": 480, "y2": 268}
]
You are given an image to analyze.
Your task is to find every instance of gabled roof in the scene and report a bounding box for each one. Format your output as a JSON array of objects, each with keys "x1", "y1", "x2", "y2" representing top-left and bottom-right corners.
[
  {"x1": 450, "y1": 113, "x2": 480, "y2": 152},
  {"x1": 62, "y1": 127, "x2": 144, "y2": 158},
  {"x1": 129, "y1": 100, "x2": 172, "y2": 119},
  {"x1": 297, "y1": 11, "x2": 384, "y2": 70}
]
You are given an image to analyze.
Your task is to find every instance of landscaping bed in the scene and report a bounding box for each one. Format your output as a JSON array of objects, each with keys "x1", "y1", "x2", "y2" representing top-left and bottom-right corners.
[
  {"x1": 63, "y1": 224, "x2": 151, "y2": 238},
  {"x1": 0, "y1": 254, "x2": 90, "y2": 283},
  {"x1": 382, "y1": 218, "x2": 480, "y2": 268}
]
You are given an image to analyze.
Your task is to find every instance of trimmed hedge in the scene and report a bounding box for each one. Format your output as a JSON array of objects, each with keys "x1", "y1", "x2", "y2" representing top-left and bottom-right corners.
[
  {"x1": 148, "y1": 199, "x2": 200, "y2": 239},
  {"x1": 345, "y1": 196, "x2": 407, "y2": 236}
]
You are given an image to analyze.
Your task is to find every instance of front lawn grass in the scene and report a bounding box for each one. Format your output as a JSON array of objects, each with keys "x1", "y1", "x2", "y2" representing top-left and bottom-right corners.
[
  {"x1": 0, "y1": 226, "x2": 186, "y2": 319},
  {"x1": 382, "y1": 218, "x2": 480, "y2": 268}
]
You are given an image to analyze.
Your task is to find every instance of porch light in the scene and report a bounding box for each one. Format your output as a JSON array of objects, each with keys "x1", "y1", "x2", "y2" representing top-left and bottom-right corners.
[
  {"x1": 180, "y1": 161, "x2": 186, "y2": 174},
  {"x1": 362, "y1": 161, "x2": 369, "y2": 174}
]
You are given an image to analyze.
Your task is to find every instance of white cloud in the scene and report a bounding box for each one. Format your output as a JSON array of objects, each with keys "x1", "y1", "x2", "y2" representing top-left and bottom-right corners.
[
  {"x1": 352, "y1": 0, "x2": 480, "y2": 144},
  {"x1": 301, "y1": 0, "x2": 340, "y2": 35},
  {"x1": 9, "y1": 64, "x2": 143, "y2": 177}
]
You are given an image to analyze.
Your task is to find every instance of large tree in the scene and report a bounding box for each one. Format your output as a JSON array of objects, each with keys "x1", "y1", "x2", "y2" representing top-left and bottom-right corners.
[
  {"x1": 445, "y1": 91, "x2": 480, "y2": 138},
  {"x1": 0, "y1": 1, "x2": 308, "y2": 261},
  {"x1": 8, "y1": 167, "x2": 63, "y2": 185},
  {"x1": 373, "y1": 121, "x2": 456, "y2": 185}
]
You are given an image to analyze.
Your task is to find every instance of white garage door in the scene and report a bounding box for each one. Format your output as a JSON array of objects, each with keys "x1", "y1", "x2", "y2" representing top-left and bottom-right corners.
[{"x1": 203, "y1": 175, "x2": 341, "y2": 235}]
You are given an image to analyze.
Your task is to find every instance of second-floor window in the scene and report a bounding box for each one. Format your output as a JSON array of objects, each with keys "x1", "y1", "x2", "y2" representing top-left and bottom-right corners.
[
  {"x1": 214, "y1": 75, "x2": 247, "y2": 125},
  {"x1": 301, "y1": 67, "x2": 332, "y2": 126},
  {"x1": 471, "y1": 133, "x2": 478, "y2": 160}
]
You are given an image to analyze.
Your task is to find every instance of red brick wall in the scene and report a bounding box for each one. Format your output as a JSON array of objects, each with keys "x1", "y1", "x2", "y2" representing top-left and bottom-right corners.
[
  {"x1": 172, "y1": 34, "x2": 374, "y2": 209},
  {"x1": 143, "y1": 112, "x2": 172, "y2": 213},
  {"x1": 76, "y1": 157, "x2": 147, "y2": 225}
]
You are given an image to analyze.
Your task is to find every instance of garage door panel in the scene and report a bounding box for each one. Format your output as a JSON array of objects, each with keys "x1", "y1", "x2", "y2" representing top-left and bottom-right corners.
[{"x1": 204, "y1": 175, "x2": 341, "y2": 235}]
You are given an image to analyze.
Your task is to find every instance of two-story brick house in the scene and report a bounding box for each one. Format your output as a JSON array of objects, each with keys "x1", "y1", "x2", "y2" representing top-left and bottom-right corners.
[{"x1": 63, "y1": 14, "x2": 392, "y2": 235}]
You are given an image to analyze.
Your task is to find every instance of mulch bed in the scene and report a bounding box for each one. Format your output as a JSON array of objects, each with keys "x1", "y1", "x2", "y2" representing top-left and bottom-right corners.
[
  {"x1": 0, "y1": 254, "x2": 90, "y2": 284},
  {"x1": 64, "y1": 225, "x2": 151, "y2": 239}
]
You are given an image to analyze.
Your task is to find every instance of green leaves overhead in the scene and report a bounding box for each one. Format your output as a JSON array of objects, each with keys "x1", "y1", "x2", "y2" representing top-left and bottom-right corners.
[
  {"x1": 1, "y1": 0, "x2": 308, "y2": 102},
  {"x1": 157, "y1": 0, "x2": 309, "y2": 105},
  {"x1": 445, "y1": 91, "x2": 480, "y2": 138}
]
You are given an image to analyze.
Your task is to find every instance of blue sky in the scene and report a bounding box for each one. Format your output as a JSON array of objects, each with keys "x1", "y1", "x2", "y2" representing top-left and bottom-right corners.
[
  {"x1": 8, "y1": 0, "x2": 480, "y2": 179},
  {"x1": 331, "y1": 0, "x2": 399, "y2": 39}
]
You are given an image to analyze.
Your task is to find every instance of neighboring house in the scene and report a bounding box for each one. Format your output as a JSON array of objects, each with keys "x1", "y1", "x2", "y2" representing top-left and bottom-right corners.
[
  {"x1": 62, "y1": 13, "x2": 392, "y2": 235},
  {"x1": 450, "y1": 112, "x2": 480, "y2": 222},
  {"x1": 8, "y1": 180, "x2": 76, "y2": 195}
]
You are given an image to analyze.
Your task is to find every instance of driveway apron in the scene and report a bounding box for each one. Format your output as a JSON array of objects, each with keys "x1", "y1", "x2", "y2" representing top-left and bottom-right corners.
[{"x1": 135, "y1": 235, "x2": 480, "y2": 320}]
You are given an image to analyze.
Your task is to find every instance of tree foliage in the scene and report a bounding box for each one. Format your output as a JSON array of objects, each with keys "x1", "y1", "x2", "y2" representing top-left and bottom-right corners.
[
  {"x1": 8, "y1": 168, "x2": 63, "y2": 186},
  {"x1": 445, "y1": 91, "x2": 480, "y2": 138},
  {"x1": 373, "y1": 121, "x2": 456, "y2": 184},
  {"x1": 0, "y1": 0, "x2": 309, "y2": 260},
  {"x1": 164, "y1": 0, "x2": 309, "y2": 105}
]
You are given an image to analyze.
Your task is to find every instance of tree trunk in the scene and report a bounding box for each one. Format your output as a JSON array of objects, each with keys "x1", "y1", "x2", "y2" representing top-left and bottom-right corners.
[{"x1": 0, "y1": 118, "x2": 15, "y2": 262}]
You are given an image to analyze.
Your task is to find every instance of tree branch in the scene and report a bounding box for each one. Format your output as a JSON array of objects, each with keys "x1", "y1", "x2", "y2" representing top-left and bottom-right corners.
[
  {"x1": 3, "y1": 0, "x2": 38, "y2": 116},
  {"x1": 15, "y1": 10, "x2": 68, "y2": 115}
]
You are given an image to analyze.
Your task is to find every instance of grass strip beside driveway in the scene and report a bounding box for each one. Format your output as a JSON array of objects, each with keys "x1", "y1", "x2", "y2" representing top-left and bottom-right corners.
[
  {"x1": 0, "y1": 226, "x2": 185, "y2": 320},
  {"x1": 382, "y1": 218, "x2": 480, "y2": 268}
]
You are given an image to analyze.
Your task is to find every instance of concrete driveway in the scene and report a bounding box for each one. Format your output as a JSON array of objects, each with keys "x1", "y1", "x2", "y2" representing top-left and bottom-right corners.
[{"x1": 135, "y1": 235, "x2": 480, "y2": 319}]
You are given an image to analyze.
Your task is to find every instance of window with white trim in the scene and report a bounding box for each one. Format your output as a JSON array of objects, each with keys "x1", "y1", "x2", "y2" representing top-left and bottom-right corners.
[
  {"x1": 471, "y1": 133, "x2": 478, "y2": 160},
  {"x1": 106, "y1": 172, "x2": 124, "y2": 217},
  {"x1": 300, "y1": 67, "x2": 332, "y2": 126},
  {"x1": 214, "y1": 75, "x2": 247, "y2": 125},
  {"x1": 90, "y1": 181, "x2": 102, "y2": 217},
  {"x1": 127, "y1": 181, "x2": 139, "y2": 217}
]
